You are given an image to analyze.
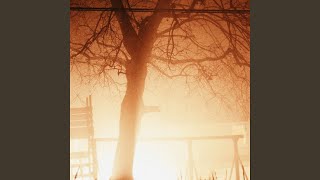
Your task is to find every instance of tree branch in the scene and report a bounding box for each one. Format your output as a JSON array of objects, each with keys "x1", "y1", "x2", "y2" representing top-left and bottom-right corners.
[
  {"x1": 110, "y1": 0, "x2": 140, "y2": 56},
  {"x1": 152, "y1": 48, "x2": 233, "y2": 65}
]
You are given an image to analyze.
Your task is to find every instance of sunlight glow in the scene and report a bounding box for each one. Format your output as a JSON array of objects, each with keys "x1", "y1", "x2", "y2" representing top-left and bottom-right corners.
[
  {"x1": 97, "y1": 142, "x2": 186, "y2": 180},
  {"x1": 133, "y1": 142, "x2": 186, "y2": 180}
]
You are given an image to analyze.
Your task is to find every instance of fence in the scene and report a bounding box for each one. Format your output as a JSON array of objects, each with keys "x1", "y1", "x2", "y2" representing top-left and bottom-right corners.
[{"x1": 95, "y1": 135, "x2": 249, "y2": 180}]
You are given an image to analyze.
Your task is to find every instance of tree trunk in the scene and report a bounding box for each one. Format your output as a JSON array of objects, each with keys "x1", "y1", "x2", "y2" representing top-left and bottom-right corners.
[
  {"x1": 109, "y1": 2, "x2": 169, "y2": 178},
  {"x1": 110, "y1": 60, "x2": 147, "y2": 180}
]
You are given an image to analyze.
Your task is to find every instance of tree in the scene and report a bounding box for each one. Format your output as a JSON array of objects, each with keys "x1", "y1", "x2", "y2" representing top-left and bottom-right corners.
[{"x1": 70, "y1": 0, "x2": 250, "y2": 179}]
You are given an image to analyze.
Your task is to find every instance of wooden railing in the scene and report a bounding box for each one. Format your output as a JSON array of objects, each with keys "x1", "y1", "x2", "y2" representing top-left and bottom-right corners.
[{"x1": 95, "y1": 135, "x2": 248, "y2": 180}]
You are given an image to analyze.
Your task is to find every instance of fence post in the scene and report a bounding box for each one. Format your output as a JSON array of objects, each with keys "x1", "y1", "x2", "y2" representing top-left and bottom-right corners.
[
  {"x1": 233, "y1": 137, "x2": 240, "y2": 180},
  {"x1": 187, "y1": 139, "x2": 194, "y2": 180}
]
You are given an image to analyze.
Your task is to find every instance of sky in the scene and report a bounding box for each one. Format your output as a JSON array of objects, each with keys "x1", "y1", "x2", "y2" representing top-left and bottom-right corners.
[{"x1": 70, "y1": 71, "x2": 248, "y2": 138}]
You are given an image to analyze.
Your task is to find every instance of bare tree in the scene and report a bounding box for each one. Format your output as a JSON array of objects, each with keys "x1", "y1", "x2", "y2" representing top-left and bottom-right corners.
[{"x1": 70, "y1": 0, "x2": 250, "y2": 179}]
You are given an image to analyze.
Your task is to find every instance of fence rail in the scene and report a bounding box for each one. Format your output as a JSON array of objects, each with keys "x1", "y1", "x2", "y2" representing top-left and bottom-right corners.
[
  {"x1": 95, "y1": 135, "x2": 248, "y2": 180},
  {"x1": 95, "y1": 135, "x2": 243, "y2": 142}
]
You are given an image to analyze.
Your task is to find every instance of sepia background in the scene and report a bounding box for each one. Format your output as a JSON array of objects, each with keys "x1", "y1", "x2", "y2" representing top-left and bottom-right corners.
[{"x1": 70, "y1": 0, "x2": 250, "y2": 179}]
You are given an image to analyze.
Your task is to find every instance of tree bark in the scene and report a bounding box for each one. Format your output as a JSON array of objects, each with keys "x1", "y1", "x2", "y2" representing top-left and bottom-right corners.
[
  {"x1": 110, "y1": 60, "x2": 147, "y2": 180},
  {"x1": 109, "y1": 1, "x2": 172, "y2": 179}
]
